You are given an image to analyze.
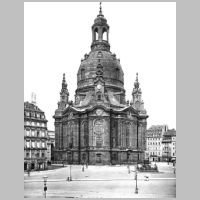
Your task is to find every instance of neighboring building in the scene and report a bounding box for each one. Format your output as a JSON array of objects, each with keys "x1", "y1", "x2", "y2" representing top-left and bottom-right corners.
[
  {"x1": 24, "y1": 98, "x2": 48, "y2": 171},
  {"x1": 46, "y1": 130, "x2": 55, "y2": 162},
  {"x1": 162, "y1": 129, "x2": 176, "y2": 162},
  {"x1": 145, "y1": 125, "x2": 168, "y2": 162},
  {"x1": 53, "y1": 5, "x2": 148, "y2": 165}
]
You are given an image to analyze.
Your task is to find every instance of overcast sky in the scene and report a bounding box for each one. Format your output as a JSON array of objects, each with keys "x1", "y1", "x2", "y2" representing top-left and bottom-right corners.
[{"x1": 24, "y1": 2, "x2": 176, "y2": 131}]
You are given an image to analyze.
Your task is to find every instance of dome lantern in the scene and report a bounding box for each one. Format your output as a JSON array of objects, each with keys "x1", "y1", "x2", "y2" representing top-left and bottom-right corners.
[{"x1": 91, "y1": 2, "x2": 110, "y2": 51}]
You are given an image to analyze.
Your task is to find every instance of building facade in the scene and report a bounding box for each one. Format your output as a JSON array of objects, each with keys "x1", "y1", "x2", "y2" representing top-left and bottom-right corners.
[
  {"x1": 46, "y1": 130, "x2": 55, "y2": 162},
  {"x1": 145, "y1": 125, "x2": 168, "y2": 162},
  {"x1": 24, "y1": 101, "x2": 48, "y2": 170},
  {"x1": 53, "y1": 5, "x2": 148, "y2": 165},
  {"x1": 162, "y1": 129, "x2": 176, "y2": 162}
]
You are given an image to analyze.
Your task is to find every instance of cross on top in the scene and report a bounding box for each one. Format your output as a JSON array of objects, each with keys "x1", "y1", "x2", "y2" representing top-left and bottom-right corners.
[{"x1": 99, "y1": 2, "x2": 102, "y2": 14}]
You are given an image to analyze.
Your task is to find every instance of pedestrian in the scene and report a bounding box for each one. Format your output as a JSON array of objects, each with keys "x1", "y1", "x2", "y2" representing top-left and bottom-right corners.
[
  {"x1": 82, "y1": 165, "x2": 84, "y2": 172},
  {"x1": 144, "y1": 176, "x2": 149, "y2": 181}
]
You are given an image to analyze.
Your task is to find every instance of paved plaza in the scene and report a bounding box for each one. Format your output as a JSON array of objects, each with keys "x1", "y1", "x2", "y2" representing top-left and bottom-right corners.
[{"x1": 24, "y1": 162, "x2": 176, "y2": 198}]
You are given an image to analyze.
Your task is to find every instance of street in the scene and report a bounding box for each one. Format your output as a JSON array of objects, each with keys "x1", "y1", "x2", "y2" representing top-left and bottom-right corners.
[{"x1": 24, "y1": 162, "x2": 176, "y2": 198}]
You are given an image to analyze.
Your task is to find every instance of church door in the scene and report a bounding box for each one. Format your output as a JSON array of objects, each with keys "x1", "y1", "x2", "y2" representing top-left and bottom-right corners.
[{"x1": 96, "y1": 153, "x2": 102, "y2": 164}]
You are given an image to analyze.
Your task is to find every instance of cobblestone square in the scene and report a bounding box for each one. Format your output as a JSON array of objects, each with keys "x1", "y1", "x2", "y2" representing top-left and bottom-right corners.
[{"x1": 24, "y1": 162, "x2": 176, "y2": 198}]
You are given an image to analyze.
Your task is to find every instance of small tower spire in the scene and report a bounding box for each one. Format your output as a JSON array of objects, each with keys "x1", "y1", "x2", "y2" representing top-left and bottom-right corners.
[
  {"x1": 134, "y1": 72, "x2": 140, "y2": 89},
  {"x1": 58, "y1": 73, "x2": 69, "y2": 109},
  {"x1": 62, "y1": 73, "x2": 66, "y2": 83},
  {"x1": 132, "y1": 73, "x2": 146, "y2": 114},
  {"x1": 62, "y1": 73, "x2": 67, "y2": 90}
]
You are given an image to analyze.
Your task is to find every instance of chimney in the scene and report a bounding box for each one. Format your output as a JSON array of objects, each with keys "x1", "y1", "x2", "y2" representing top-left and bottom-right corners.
[{"x1": 31, "y1": 92, "x2": 36, "y2": 105}]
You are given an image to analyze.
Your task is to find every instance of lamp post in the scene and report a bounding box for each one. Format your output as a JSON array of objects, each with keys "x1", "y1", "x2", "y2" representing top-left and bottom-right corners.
[
  {"x1": 135, "y1": 152, "x2": 139, "y2": 194},
  {"x1": 135, "y1": 170, "x2": 138, "y2": 194},
  {"x1": 82, "y1": 164, "x2": 84, "y2": 172},
  {"x1": 67, "y1": 151, "x2": 72, "y2": 181},
  {"x1": 69, "y1": 165, "x2": 72, "y2": 181},
  {"x1": 126, "y1": 149, "x2": 131, "y2": 174},
  {"x1": 130, "y1": 168, "x2": 139, "y2": 194},
  {"x1": 66, "y1": 164, "x2": 72, "y2": 181},
  {"x1": 43, "y1": 176, "x2": 48, "y2": 198}
]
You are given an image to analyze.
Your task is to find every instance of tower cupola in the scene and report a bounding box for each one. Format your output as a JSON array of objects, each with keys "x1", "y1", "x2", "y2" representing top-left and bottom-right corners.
[{"x1": 91, "y1": 2, "x2": 110, "y2": 51}]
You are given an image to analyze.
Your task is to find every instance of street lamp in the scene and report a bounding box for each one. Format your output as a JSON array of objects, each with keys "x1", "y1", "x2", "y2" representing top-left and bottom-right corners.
[
  {"x1": 135, "y1": 170, "x2": 138, "y2": 194},
  {"x1": 130, "y1": 167, "x2": 139, "y2": 194},
  {"x1": 66, "y1": 151, "x2": 72, "y2": 181},
  {"x1": 70, "y1": 165, "x2": 72, "y2": 180},
  {"x1": 126, "y1": 149, "x2": 131, "y2": 174},
  {"x1": 43, "y1": 176, "x2": 48, "y2": 198},
  {"x1": 82, "y1": 164, "x2": 85, "y2": 172},
  {"x1": 67, "y1": 165, "x2": 72, "y2": 181}
]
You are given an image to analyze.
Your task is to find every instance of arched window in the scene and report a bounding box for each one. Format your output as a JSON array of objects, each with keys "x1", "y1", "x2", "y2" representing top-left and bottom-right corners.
[
  {"x1": 122, "y1": 123, "x2": 126, "y2": 147},
  {"x1": 126, "y1": 124, "x2": 130, "y2": 147},
  {"x1": 94, "y1": 119, "x2": 104, "y2": 148},
  {"x1": 97, "y1": 51, "x2": 103, "y2": 58},
  {"x1": 94, "y1": 28, "x2": 98, "y2": 41},
  {"x1": 102, "y1": 27, "x2": 107, "y2": 41},
  {"x1": 83, "y1": 123, "x2": 87, "y2": 147},
  {"x1": 116, "y1": 68, "x2": 120, "y2": 79},
  {"x1": 70, "y1": 126, "x2": 73, "y2": 148},
  {"x1": 68, "y1": 123, "x2": 74, "y2": 148},
  {"x1": 81, "y1": 68, "x2": 85, "y2": 79}
]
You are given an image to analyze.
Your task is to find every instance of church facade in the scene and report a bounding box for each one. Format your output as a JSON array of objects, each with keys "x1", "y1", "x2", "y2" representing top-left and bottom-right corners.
[{"x1": 53, "y1": 6, "x2": 148, "y2": 165}]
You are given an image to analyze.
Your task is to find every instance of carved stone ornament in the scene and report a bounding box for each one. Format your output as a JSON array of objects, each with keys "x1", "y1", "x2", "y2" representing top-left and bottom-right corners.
[
  {"x1": 69, "y1": 112, "x2": 73, "y2": 119},
  {"x1": 97, "y1": 84, "x2": 102, "y2": 90},
  {"x1": 96, "y1": 109, "x2": 103, "y2": 116}
]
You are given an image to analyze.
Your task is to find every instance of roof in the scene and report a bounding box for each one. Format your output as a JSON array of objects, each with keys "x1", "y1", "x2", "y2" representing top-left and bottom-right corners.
[
  {"x1": 146, "y1": 125, "x2": 168, "y2": 138},
  {"x1": 24, "y1": 101, "x2": 44, "y2": 113},
  {"x1": 163, "y1": 129, "x2": 176, "y2": 137},
  {"x1": 148, "y1": 125, "x2": 168, "y2": 131}
]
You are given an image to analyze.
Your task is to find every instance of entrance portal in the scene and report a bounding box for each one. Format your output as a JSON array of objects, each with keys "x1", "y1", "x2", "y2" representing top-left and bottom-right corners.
[{"x1": 96, "y1": 153, "x2": 102, "y2": 164}]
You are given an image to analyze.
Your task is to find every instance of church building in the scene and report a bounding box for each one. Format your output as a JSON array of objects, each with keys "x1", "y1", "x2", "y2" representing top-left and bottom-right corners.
[{"x1": 53, "y1": 4, "x2": 148, "y2": 165}]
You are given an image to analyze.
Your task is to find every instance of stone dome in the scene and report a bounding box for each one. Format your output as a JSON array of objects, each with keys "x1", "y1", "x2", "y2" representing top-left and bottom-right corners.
[
  {"x1": 76, "y1": 8, "x2": 124, "y2": 93},
  {"x1": 77, "y1": 50, "x2": 124, "y2": 91}
]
